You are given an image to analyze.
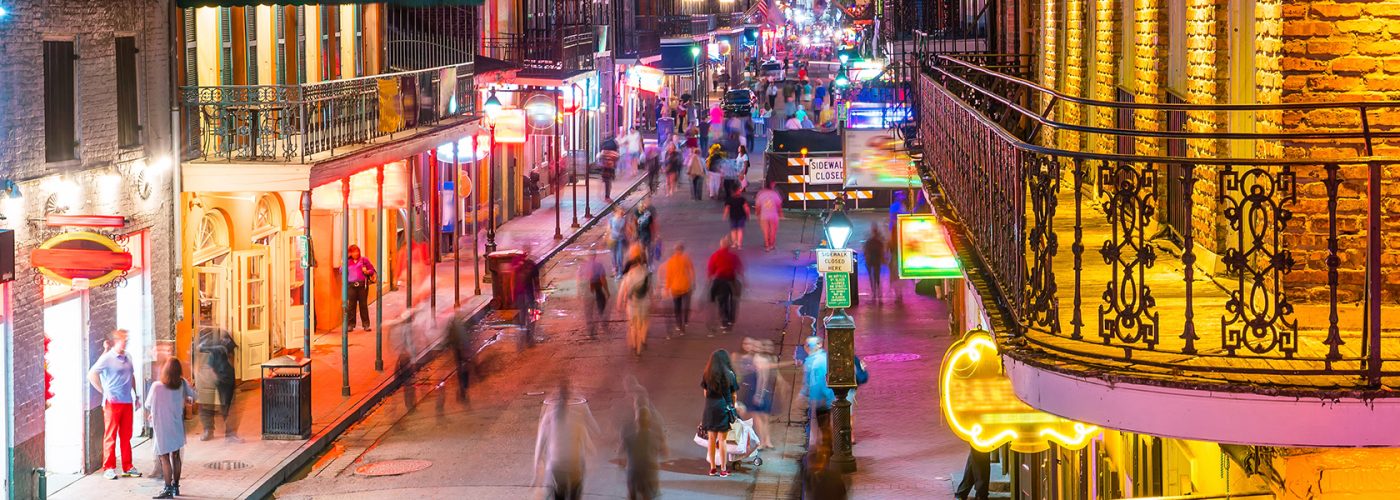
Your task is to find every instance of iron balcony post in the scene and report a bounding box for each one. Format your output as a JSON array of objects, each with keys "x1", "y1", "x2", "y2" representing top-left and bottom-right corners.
[
  {"x1": 340, "y1": 178, "x2": 351, "y2": 397},
  {"x1": 375, "y1": 165, "x2": 385, "y2": 371}
]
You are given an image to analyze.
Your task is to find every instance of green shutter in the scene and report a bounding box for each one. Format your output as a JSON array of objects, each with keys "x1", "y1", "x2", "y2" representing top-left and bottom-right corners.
[
  {"x1": 246, "y1": 8, "x2": 259, "y2": 84},
  {"x1": 219, "y1": 7, "x2": 233, "y2": 85},
  {"x1": 275, "y1": 7, "x2": 286, "y2": 84}
]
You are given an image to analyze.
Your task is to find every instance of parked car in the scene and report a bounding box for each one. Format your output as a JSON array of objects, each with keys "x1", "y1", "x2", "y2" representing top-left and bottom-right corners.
[{"x1": 722, "y1": 89, "x2": 756, "y2": 118}]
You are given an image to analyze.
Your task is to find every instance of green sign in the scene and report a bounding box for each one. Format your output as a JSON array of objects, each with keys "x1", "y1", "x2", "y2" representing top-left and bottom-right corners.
[{"x1": 825, "y1": 272, "x2": 851, "y2": 309}]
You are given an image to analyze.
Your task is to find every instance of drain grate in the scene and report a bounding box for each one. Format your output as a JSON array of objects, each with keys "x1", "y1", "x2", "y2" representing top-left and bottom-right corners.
[
  {"x1": 355, "y1": 459, "x2": 433, "y2": 477},
  {"x1": 205, "y1": 460, "x2": 251, "y2": 471},
  {"x1": 862, "y1": 353, "x2": 922, "y2": 363}
]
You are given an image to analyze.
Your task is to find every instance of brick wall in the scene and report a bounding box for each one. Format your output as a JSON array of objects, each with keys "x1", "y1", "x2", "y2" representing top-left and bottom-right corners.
[
  {"x1": 1063, "y1": 0, "x2": 1087, "y2": 151},
  {"x1": 1276, "y1": 0, "x2": 1400, "y2": 301},
  {"x1": 0, "y1": 1, "x2": 175, "y2": 495},
  {"x1": 1041, "y1": 0, "x2": 1060, "y2": 148},
  {"x1": 1091, "y1": 0, "x2": 1120, "y2": 155},
  {"x1": 1278, "y1": 448, "x2": 1400, "y2": 499}
]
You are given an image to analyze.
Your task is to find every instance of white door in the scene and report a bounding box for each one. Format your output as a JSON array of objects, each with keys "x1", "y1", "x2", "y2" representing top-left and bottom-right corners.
[
  {"x1": 234, "y1": 249, "x2": 271, "y2": 379},
  {"x1": 43, "y1": 296, "x2": 88, "y2": 476},
  {"x1": 115, "y1": 271, "x2": 150, "y2": 445},
  {"x1": 284, "y1": 231, "x2": 307, "y2": 352}
]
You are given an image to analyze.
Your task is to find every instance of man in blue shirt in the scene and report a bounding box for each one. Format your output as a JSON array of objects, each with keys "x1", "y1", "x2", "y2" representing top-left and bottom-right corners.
[
  {"x1": 801, "y1": 336, "x2": 835, "y2": 454},
  {"x1": 87, "y1": 329, "x2": 141, "y2": 479}
]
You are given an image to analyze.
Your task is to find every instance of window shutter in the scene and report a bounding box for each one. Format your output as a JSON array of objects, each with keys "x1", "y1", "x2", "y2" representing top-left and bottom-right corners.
[
  {"x1": 44, "y1": 41, "x2": 78, "y2": 162},
  {"x1": 297, "y1": 6, "x2": 306, "y2": 84},
  {"x1": 246, "y1": 8, "x2": 259, "y2": 84},
  {"x1": 275, "y1": 7, "x2": 286, "y2": 84},
  {"x1": 116, "y1": 36, "x2": 142, "y2": 148},
  {"x1": 220, "y1": 7, "x2": 233, "y2": 85},
  {"x1": 184, "y1": 9, "x2": 198, "y2": 86}
]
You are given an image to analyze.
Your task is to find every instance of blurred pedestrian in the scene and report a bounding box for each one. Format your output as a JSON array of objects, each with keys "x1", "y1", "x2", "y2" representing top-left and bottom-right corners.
[
  {"x1": 661, "y1": 243, "x2": 695, "y2": 333},
  {"x1": 887, "y1": 232, "x2": 904, "y2": 302},
  {"x1": 755, "y1": 182, "x2": 783, "y2": 252},
  {"x1": 644, "y1": 145, "x2": 661, "y2": 193},
  {"x1": 88, "y1": 329, "x2": 141, "y2": 480},
  {"x1": 195, "y1": 318, "x2": 239, "y2": 442},
  {"x1": 599, "y1": 145, "x2": 620, "y2": 202},
  {"x1": 802, "y1": 336, "x2": 835, "y2": 454},
  {"x1": 664, "y1": 142, "x2": 683, "y2": 196},
  {"x1": 635, "y1": 196, "x2": 659, "y2": 265},
  {"x1": 145, "y1": 359, "x2": 195, "y2": 499},
  {"x1": 609, "y1": 206, "x2": 632, "y2": 277},
  {"x1": 687, "y1": 145, "x2": 706, "y2": 200},
  {"x1": 723, "y1": 188, "x2": 751, "y2": 250},
  {"x1": 513, "y1": 248, "x2": 541, "y2": 344},
  {"x1": 707, "y1": 236, "x2": 744, "y2": 330},
  {"x1": 796, "y1": 447, "x2": 849, "y2": 500},
  {"x1": 749, "y1": 340, "x2": 781, "y2": 449},
  {"x1": 705, "y1": 144, "x2": 725, "y2": 200},
  {"x1": 535, "y1": 384, "x2": 598, "y2": 500},
  {"x1": 618, "y1": 249, "x2": 653, "y2": 356},
  {"x1": 443, "y1": 311, "x2": 474, "y2": 401},
  {"x1": 700, "y1": 349, "x2": 739, "y2": 477},
  {"x1": 581, "y1": 254, "x2": 610, "y2": 339},
  {"x1": 619, "y1": 385, "x2": 667, "y2": 499},
  {"x1": 955, "y1": 447, "x2": 992, "y2": 500},
  {"x1": 863, "y1": 223, "x2": 888, "y2": 301}
]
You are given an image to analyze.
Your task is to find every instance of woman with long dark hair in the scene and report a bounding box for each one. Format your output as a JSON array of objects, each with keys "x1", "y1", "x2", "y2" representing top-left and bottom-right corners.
[
  {"x1": 701, "y1": 349, "x2": 739, "y2": 477},
  {"x1": 145, "y1": 359, "x2": 195, "y2": 498}
]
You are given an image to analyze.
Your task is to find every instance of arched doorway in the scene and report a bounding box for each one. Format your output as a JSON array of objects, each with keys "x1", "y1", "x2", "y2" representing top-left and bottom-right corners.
[{"x1": 251, "y1": 194, "x2": 305, "y2": 355}]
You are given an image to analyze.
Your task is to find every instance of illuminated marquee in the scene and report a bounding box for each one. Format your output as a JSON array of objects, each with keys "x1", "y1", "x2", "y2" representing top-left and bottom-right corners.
[
  {"x1": 895, "y1": 214, "x2": 961, "y2": 279},
  {"x1": 940, "y1": 329, "x2": 1100, "y2": 452}
]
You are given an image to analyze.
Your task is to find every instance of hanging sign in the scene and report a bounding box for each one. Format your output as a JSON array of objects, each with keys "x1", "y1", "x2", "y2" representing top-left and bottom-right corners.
[
  {"x1": 627, "y1": 66, "x2": 666, "y2": 93},
  {"x1": 823, "y1": 271, "x2": 851, "y2": 309},
  {"x1": 806, "y1": 157, "x2": 845, "y2": 185},
  {"x1": 896, "y1": 214, "x2": 961, "y2": 279},
  {"x1": 31, "y1": 231, "x2": 133, "y2": 287},
  {"x1": 816, "y1": 249, "x2": 854, "y2": 273}
]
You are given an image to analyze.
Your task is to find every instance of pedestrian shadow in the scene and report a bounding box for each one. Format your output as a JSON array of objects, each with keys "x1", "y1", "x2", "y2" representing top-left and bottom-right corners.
[{"x1": 659, "y1": 457, "x2": 713, "y2": 474}]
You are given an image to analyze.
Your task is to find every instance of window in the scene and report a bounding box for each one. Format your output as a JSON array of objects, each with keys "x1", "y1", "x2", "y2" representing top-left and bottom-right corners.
[
  {"x1": 116, "y1": 36, "x2": 142, "y2": 148},
  {"x1": 44, "y1": 40, "x2": 78, "y2": 163}
]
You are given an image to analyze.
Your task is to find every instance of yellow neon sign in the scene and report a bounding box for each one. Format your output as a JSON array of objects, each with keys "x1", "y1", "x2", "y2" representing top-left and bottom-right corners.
[{"x1": 939, "y1": 330, "x2": 1100, "y2": 453}]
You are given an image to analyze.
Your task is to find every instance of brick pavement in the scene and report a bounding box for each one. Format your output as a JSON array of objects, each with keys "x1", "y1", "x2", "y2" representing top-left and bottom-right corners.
[{"x1": 49, "y1": 168, "x2": 648, "y2": 500}]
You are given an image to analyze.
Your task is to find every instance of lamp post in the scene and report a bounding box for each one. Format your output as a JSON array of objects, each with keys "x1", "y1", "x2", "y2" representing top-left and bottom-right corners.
[
  {"x1": 483, "y1": 89, "x2": 502, "y2": 254},
  {"x1": 822, "y1": 207, "x2": 858, "y2": 473},
  {"x1": 570, "y1": 83, "x2": 582, "y2": 229}
]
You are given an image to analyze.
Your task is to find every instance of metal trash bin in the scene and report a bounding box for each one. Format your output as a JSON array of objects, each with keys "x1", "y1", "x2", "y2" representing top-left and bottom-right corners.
[
  {"x1": 487, "y1": 250, "x2": 524, "y2": 309},
  {"x1": 261, "y1": 356, "x2": 311, "y2": 440}
]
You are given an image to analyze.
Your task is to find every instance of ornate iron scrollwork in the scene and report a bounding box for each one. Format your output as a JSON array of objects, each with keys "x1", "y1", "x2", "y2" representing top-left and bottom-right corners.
[
  {"x1": 1218, "y1": 165, "x2": 1298, "y2": 357},
  {"x1": 1098, "y1": 160, "x2": 1160, "y2": 354},
  {"x1": 1025, "y1": 153, "x2": 1060, "y2": 334},
  {"x1": 1322, "y1": 164, "x2": 1344, "y2": 365}
]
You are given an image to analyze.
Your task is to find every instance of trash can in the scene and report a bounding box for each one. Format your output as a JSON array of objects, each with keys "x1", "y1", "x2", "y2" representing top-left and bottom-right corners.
[
  {"x1": 487, "y1": 250, "x2": 524, "y2": 309},
  {"x1": 261, "y1": 356, "x2": 311, "y2": 440}
]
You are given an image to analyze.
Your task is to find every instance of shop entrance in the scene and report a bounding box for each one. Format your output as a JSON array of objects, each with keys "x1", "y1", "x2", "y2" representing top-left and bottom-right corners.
[
  {"x1": 115, "y1": 231, "x2": 150, "y2": 441},
  {"x1": 43, "y1": 295, "x2": 89, "y2": 478},
  {"x1": 232, "y1": 249, "x2": 270, "y2": 379}
]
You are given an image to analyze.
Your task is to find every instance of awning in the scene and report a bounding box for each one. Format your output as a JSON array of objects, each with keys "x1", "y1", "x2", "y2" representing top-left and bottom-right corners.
[{"x1": 178, "y1": 0, "x2": 483, "y2": 7}]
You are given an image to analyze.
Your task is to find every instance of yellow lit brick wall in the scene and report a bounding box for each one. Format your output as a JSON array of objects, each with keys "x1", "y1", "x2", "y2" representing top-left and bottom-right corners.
[
  {"x1": 1064, "y1": 0, "x2": 1087, "y2": 151},
  {"x1": 1277, "y1": 0, "x2": 1400, "y2": 301},
  {"x1": 1184, "y1": 0, "x2": 1229, "y2": 248},
  {"x1": 1277, "y1": 448, "x2": 1400, "y2": 499},
  {"x1": 1091, "y1": 0, "x2": 1121, "y2": 155},
  {"x1": 1042, "y1": 0, "x2": 1060, "y2": 147},
  {"x1": 1131, "y1": 0, "x2": 1166, "y2": 158}
]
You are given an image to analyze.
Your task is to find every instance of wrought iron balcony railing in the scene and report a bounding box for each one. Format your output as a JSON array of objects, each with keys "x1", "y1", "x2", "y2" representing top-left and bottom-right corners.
[
  {"x1": 181, "y1": 62, "x2": 475, "y2": 163},
  {"x1": 918, "y1": 54, "x2": 1400, "y2": 393}
]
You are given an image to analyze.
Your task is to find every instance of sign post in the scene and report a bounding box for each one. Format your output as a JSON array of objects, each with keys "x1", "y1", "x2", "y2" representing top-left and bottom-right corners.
[{"x1": 823, "y1": 271, "x2": 852, "y2": 309}]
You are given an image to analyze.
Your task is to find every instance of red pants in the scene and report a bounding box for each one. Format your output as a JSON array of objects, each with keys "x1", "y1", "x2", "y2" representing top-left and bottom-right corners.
[{"x1": 102, "y1": 401, "x2": 134, "y2": 470}]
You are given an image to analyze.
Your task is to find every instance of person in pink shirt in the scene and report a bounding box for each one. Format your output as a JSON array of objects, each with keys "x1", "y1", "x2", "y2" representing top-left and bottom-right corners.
[{"x1": 755, "y1": 182, "x2": 784, "y2": 252}]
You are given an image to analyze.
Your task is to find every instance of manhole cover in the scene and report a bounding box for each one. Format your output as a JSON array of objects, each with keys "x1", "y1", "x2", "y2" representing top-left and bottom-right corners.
[
  {"x1": 542, "y1": 397, "x2": 588, "y2": 406},
  {"x1": 355, "y1": 459, "x2": 433, "y2": 477},
  {"x1": 205, "y1": 460, "x2": 251, "y2": 471},
  {"x1": 863, "y1": 353, "x2": 922, "y2": 363}
]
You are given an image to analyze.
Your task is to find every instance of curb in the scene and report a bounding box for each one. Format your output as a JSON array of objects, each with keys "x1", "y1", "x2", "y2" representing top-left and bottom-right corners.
[{"x1": 242, "y1": 172, "x2": 650, "y2": 500}]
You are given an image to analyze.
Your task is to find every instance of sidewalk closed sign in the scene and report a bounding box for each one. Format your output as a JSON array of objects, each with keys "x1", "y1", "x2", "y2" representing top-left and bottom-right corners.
[
  {"x1": 817, "y1": 249, "x2": 854, "y2": 273},
  {"x1": 807, "y1": 157, "x2": 845, "y2": 185},
  {"x1": 825, "y1": 272, "x2": 851, "y2": 309}
]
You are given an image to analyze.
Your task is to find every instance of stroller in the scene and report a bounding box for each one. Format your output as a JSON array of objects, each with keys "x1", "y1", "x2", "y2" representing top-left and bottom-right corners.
[{"x1": 694, "y1": 417, "x2": 764, "y2": 468}]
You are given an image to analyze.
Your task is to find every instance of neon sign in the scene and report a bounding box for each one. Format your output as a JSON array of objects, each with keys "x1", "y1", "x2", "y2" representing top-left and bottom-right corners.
[
  {"x1": 896, "y1": 214, "x2": 961, "y2": 279},
  {"x1": 940, "y1": 330, "x2": 1100, "y2": 452}
]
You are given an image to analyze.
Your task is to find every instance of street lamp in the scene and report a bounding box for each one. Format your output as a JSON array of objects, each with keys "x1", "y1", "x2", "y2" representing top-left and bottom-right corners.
[
  {"x1": 484, "y1": 89, "x2": 502, "y2": 254},
  {"x1": 834, "y1": 65, "x2": 851, "y2": 89},
  {"x1": 822, "y1": 204, "x2": 858, "y2": 474}
]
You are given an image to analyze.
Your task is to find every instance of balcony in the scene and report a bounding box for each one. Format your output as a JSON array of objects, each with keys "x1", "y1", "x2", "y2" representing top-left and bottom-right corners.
[
  {"x1": 481, "y1": 27, "x2": 597, "y2": 73},
  {"x1": 658, "y1": 14, "x2": 715, "y2": 38},
  {"x1": 180, "y1": 62, "x2": 476, "y2": 188},
  {"x1": 918, "y1": 54, "x2": 1400, "y2": 447},
  {"x1": 622, "y1": 15, "x2": 663, "y2": 59}
]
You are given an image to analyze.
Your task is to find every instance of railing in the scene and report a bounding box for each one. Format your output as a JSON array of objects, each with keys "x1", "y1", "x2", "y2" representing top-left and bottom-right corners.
[
  {"x1": 480, "y1": 35, "x2": 525, "y2": 64},
  {"x1": 623, "y1": 15, "x2": 662, "y2": 59},
  {"x1": 182, "y1": 62, "x2": 475, "y2": 163},
  {"x1": 920, "y1": 54, "x2": 1400, "y2": 391}
]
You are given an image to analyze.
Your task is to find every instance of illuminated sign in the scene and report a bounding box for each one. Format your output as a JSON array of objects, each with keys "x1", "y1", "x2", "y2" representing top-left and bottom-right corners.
[
  {"x1": 896, "y1": 214, "x2": 961, "y2": 279},
  {"x1": 940, "y1": 330, "x2": 1100, "y2": 452},
  {"x1": 310, "y1": 162, "x2": 409, "y2": 209},
  {"x1": 491, "y1": 109, "x2": 528, "y2": 144},
  {"x1": 627, "y1": 66, "x2": 666, "y2": 93},
  {"x1": 32, "y1": 232, "x2": 133, "y2": 288}
]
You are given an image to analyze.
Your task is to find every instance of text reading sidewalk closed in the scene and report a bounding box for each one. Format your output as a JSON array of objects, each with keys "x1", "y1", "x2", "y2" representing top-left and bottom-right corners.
[{"x1": 807, "y1": 158, "x2": 845, "y2": 185}]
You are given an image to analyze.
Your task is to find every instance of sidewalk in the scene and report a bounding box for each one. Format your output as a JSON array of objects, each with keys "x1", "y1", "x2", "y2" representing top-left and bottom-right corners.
[{"x1": 51, "y1": 168, "x2": 649, "y2": 500}]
